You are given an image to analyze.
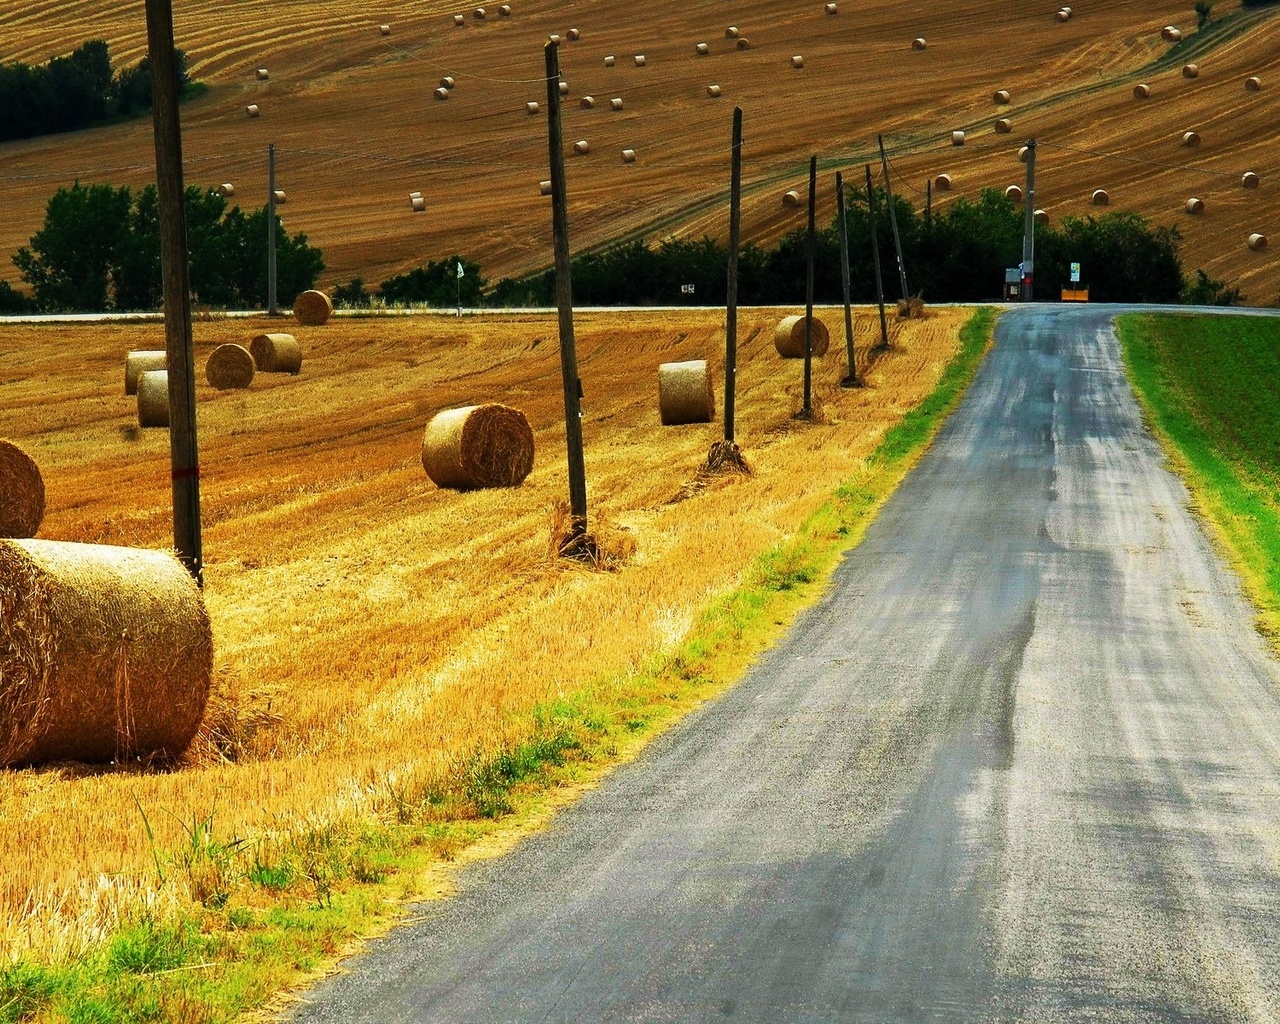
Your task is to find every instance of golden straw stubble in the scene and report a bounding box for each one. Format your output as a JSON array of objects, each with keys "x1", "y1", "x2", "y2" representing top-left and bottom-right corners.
[
  {"x1": 0, "y1": 440, "x2": 44, "y2": 539},
  {"x1": 0, "y1": 539, "x2": 213, "y2": 767},
  {"x1": 422, "y1": 404, "x2": 535, "y2": 489}
]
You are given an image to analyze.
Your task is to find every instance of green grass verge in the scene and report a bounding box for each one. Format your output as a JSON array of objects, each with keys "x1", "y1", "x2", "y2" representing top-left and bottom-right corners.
[
  {"x1": 3, "y1": 307, "x2": 997, "y2": 1024},
  {"x1": 1117, "y1": 312, "x2": 1280, "y2": 643}
]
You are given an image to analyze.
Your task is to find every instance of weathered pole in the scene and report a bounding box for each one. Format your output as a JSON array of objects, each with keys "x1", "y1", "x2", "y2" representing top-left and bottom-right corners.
[
  {"x1": 801, "y1": 155, "x2": 816, "y2": 419},
  {"x1": 267, "y1": 143, "x2": 278, "y2": 316},
  {"x1": 876, "y1": 133, "x2": 910, "y2": 302},
  {"x1": 835, "y1": 171, "x2": 857, "y2": 387},
  {"x1": 865, "y1": 164, "x2": 890, "y2": 350},
  {"x1": 724, "y1": 106, "x2": 743, "y2": 442},
  {"x1": 925, "y1": 177, "x2": 932, "y2": 229},
  {"x1": 545, "y1": 41, "x2": 588, "y2": 541},
  {"x1": 144, "y1": 0, "x2": 202, "y2": 584},
  {"x1": 1022, "y1": 138, "x2": 1037, "y2": 301}
]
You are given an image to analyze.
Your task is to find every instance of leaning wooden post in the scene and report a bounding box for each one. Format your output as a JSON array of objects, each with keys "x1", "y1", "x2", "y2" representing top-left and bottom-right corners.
[
  {"x1": 801, "y1": 154, "x2": 816, "y2": 419},
  {"x1": 877, "y1": 133, "x2": 910, "y2": 303},
  {"x1": 144, "y1": 0, "x2": 202, "y2": 585},
  {"x1": 724, "y1": 106, "x2": 743, "y2": 443},
  {"x1": 865, "y1": 163, "x2": 890, "y2": 351},
  {"x1": 545, "y1": 41, "x2": 588, "y2": 544},
  {"x1": 835, "y1": 171, "x2": 857, "y2": 387}
]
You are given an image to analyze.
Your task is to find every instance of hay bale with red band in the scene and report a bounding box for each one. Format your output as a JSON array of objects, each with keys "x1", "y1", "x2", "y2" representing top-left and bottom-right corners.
[
  {"x1": 0, "y1": 539, "x2": 213, "y2": 766},
  {"x1": 0, "y1": 441, "x2": 44, "y2": 539},
  {"x1": 422, "y1": 404, "x2": 535, "y2": 489}
]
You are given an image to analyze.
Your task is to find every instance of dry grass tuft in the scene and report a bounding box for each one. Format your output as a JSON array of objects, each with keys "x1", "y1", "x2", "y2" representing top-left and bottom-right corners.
[
  {"x1": 548, "y1": 502, "x2": 636, "y2": 572},
  {"x1": 704, "y1": 439, "x2": 752, "y2": 476},
  {"x1": 896, "y1": 296, "x2": 927, "y2": 319}
]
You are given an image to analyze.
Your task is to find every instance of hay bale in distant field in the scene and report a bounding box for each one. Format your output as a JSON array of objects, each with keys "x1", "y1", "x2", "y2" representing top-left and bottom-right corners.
[
  {"x1": 246, "y1": 104, "x2": 260, "y2": 117},
  {"x1": 1182, "y1": 63, "x2": 1199, "y2": 78},
  {"x1": 499, "y1": 3, "x2": 511, "y2": 15},
  {"x1": 567, "y1": 27, "x2": 580, "y2": 40},
  {"x1": 707, "y1": 84, "x2": 722, "y2": 97},
  {"x1": 791, "y1": 55, "x2": 805, "y2": 68},
  {"x1": 1034, "y1": 208, "x2": 1049, "y2": 224},
  {"x1": 573, "y1": 139, "x2": 590, "y2": 155},
  {"x1": 434, "y1": 87, "x2": 450, "y2": 100},
  {"x1": 696, "y1": 42, "x2": 710, "y2": 55},
  {"x1": 137, "y1": 370, "x2": 169, "y2": 428},
  {"x1": 558, "y1": 80, "x2": 569, "y2": 95},
  {"x1": 993, "y1": 89, "x2": 1011, "y2": 104},
  {"x1": 1182, "y1": 130, "x2": 1201, "y2": 147},
  {"x1": 1005, "y1": 184, "x2": 1023, "y2": 202},
  {"x1": 255, "y1": 68, "x2": 269, "y2": 81},
  {"x1": 1092, "y1": 189, "x2": 1110, "y2": 205},
  {"x1": 658, "y1": 360, "x2": 715, "y2": 425},
  {"x1": 0, "y1": 441, "x2": 44, "y2": 539},
  {"x1": 1246, "y1": 76, "x2": 1262, "y2": 91},
  {"x1": 1018, "y1": 145, "x2": 1029, "y2": 162},
  {"x1": 604, "y1": 55, "x2": 615, "y2": 66},
  {"x1": 826, "y1": 2, "x2": 838, "y2": 13},
  {"x1": 782, "y1": 189, "x2": 801, "y2": 207},
  {"x1": 726, "y1": 26, "x2": 739, "y2": 38},
  {"x1": 580, "y1": 95, "x2": 595, "y2": 108},
  {"x1": 1185, "y1": 197, "x2": 1205, "y2": 214},
  {"x1": 0, "y1": 538, "x2": 212, "y2": 767},
  {"x1": 774, "y1": 315, "x2": 830, "y2": 358},
  {"x1": 124, "y1": 350, "x2": 167, "y2": 396},
  {"x1": 272, "y1": 189, "x2": 287, "y2": 204},
  {"x1": 292, "y1": 290, "x2": 333, "y2": 326},
  {"x1": 736, "y1": 38, "x2": 751, "y2": 50},
  {"x1": 411, "y1": 196, "x2": 427, "y2": 212},
  {"x1": 610, "y1": 97, "x2": 623, "y2": 110},
  {"x1": 548, "y1": 33, "x2": 560, "y2": 44},
  {"x1": 951, "y1": 130, "x2": 965, "y2": 145},
  {"x1": 217, "y1": 182, "x2": 235, "y2": 197},
  {"x1": 1161, "y1": 25, "x2": 1182, "y2": 41},
  {"x1": 526, "y1": 100, "x2": 540, "y2": 114},
  {"x1": 621, "y1": 149, "x2": 637, "y2": 163},
  {"x1": 1055, "y1": 8, "x2": 1071, "y2": 21},
  {"x1": 453, "y1": 13, "x2": 465, "y2": 25},
  {"x1": 1243, "y1": 171, "x2": 1260, "y2": 188},
  {"x1": 1249, "y1": 233, "x2": 1268, "y2": 251},
  {"x1": 995, "y1": 118, "x2": 1012, "y2": 133},
  {"x1": 421, "y1": 404, "x2": 534, "y2": 489},
  {"x1": 472, "y1": 8, "x2": 485, "y2": 20},
  {"x1": 441, "y1": 76, "x2": 456, "y2": 89},
  {"x1": 935, "y1": 172, "x2": 953, "y2": 190},
  {"x1": 912, "y1": 37, "x2": 927, "y2": 50},
  {"x1": 1060, "y1": 6, "x2": 1072, "y2": 15},
  {"x1": 539, "y1": 180, "x2": 552, "y2": 195},
  {"x1": 249, "y1": 333, "x2": 303, "y2": 373},
  {"x1": 205, "y1": 344, "x2": 256, "y2": 390},
  {"x1": 634, "y1": 54, "x2": 646, "y2": 66},
  {"x1": 379, "y1": 23, "x2": 391, "y2": 34},
  {"x1": 1133, "y1": 83, "x2": 1151, "y2": 98}
]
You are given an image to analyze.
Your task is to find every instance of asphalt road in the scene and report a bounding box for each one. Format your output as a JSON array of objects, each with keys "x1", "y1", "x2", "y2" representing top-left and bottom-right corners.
[{"x1": 290, "y1": 304, "x2": 1280, "y2": 1023}]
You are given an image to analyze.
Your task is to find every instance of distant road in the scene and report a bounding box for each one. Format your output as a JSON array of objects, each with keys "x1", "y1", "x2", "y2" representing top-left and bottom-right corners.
[{"x1": 286, "y1": 303, "x2": 1280, "y2": 1022}]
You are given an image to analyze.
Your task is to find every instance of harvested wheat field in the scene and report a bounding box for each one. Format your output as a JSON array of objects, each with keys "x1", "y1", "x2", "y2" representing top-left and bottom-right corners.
[
  {"x1": 0, "y1": 306, "x2": 970, "y2": 963},
  {"x1": 0, "y1": 0, "x2": 1275, "y2": 300}
]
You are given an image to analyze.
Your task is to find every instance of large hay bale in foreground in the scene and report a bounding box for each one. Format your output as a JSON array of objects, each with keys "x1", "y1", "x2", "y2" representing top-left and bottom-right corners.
[
  {"x1": 249, "y1": 333, "x2": 303, "y2": 374},
  {"x1": 124, "y1": 350, "x2": 167, "y2": 396},
  {"x1": 0, "y1": 539, "x2": 212, "y2": 766},
  {"x1": 137, "y1": 371, "x2": 169, "y2": 428},
  {"x1": 774, "y1": 315, "x2": 830, "y2": 359},
  {"x1": 658, "y1": 360, "x2": 715, "y2": 425},
  {"x1": 0, "y1": 441, "x2": 44, "y2": 539},
  {"x1": 205, "y1": 344, "x2": 256, "y2": 390},
  {"x1": 422, "y1": 404, "x2": 534, "y2": 489},
  {"x1": 293, "y1": 290, "x2": 333, "y2": 326}
]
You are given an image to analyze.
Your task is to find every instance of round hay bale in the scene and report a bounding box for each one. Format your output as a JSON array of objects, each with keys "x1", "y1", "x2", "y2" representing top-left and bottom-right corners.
[
  {"x1": 421, "y1": 404, "x2": 534, "y2": 489},
  {"x1": 604, "y1": 55, "x2": 615, "y2": 67},
  {"x1": 293, "y1": 290, "x2": 333, "y2": 326},
  {"x1": 472, "y1": 8, "x2": 485, "y2": 20},
  {"x1": 1092, "y1": 189, "x2": 1110, "y2": 206},
  {"x1": 249, "y1": 333, "x2": 303, "y2": 374},
  {"x1": 1060, "y1": 6, "x2": 1073, "y2": 16},
  {"x1": 409, "y1": 190, "x2": 423, "y2": 199},
  {"x1": 548, "y1": 33, "x2": 561, "y2": 44},
  {"x1": 1018, "y1": 145, "x2": 1029, "y2": 162},
  {"x1": 272, "y1": 189, "x2": 287, "y2": 204},
  {"x1": 1005, "y1": 184, "x2": 1023, "y2": 202},
  {"x1": 255, "y1": 68, "x2": 269, "y2": 81},
  {"x1": 1249, "y1": 233, "x2": 1268, "y2": 251},
  {"x1": 610, "y1": 97, "x2": 623, "y2": 110},
  {"x1": 782, "y1": 189, "x2": 802, "y2": 207},
  {"x1": 621, "y1": 148, "x2": 637, "y2": 163},
  {"x1": 0, "y1": 441, "x2": 44, "y2": 539},
  {"x1": 995, "y1": 117, "x2": 1012, "y2": 133},
  {"x1": 1182, "y1": 63, "x2": 1199, "y2": 79},
  {"x1": 634, "y1": 54, "x2": 646, "y2": 66},
  {"x1": 499, "y1": 4, "x2": 511, "y2": 16},
  {"x1": 726, "y1": 26, "x2": 739, "y2": 38},
  {"x1": 379, "y1": 23, "x2": 391, "y2": 35},
  {"x1": 825, "y1": 2, "x2": 838, "y2": 13},
  {"x1": 993, "y1": 89, "x2": 1011, "y2": 104},
  {"x1": 707, "y1": 84, "x2": 722, "y2": 97},
  {"x1": 567, "y1": 27, "x2": 580, "y2": 40},
  {"x1": 658, "y1": 360, "x2": 715, "y2": 425},
  {"x1": 912, "y1": 37, "x2": 927, "y2": 50},
  {"x1": 696, "y1": 42, "x2": 710, "y2": 55},
  {"x1": 1162, "y1": 25, "x2": 1182, "y2": 41},
  {"x1": 736, "y1": 38, "x2": 751, "y2": 50},
  {"x1": 124, "y1": 350, "x2": 166, "y2": 396},
  {"x1": 0, "y1": 538, "x2": 212, "y2": 767},
  {"x1": 246, "y1": 104, "x2": 260, "y2": 117},
  {"x1": 558, "y1": 81, "x2": 569, "y2": 96},
  {"x1": 453, "y1": 13, "x2": 465, "y2": 25},
  {"x1": 1034, "y1": 208, "x2": 1049, "y2": 224},
  {"x1": 434, "y1": 87, "x2": 450, "y2": 100},
  {"x1": 1182, "y1": 130, "x2": 1201, "y2": 147},
  {"x1": 137, "y1": 370, "x2": 169, "y2": 429},
  {"x1": 580, "y1": 95, "x2": 595, "y2": 108},
  {"x1": 441, "y1": 76, "x2": 456, "y2": 89},
  {"x1": 951, "y1": 130, "x2": 966, "y2": 146},
  {"x1": 205, "y1": 344, "x2": 255, "y2": 390},
  {"x1": 539, "y1": 180, "x2": 552, "y2": 196},
  {"x1": 1185, "y1": 197, "x2": 1205, "y2": 214},
  {"x1": 411, "y1": 196, "x2": 427, "y2": 212},
  {"x1": 791, "y1": 55, "x2": 805, "y2": 68},
  {"x1": 1243, "y1": 171, "x2": 1260, "y2": 188},
  {"x1": 526, "y1": 100, "x2": 540, "y2": 114},
  {"x1": 1246, "y1": 75, "x2": 1262, "y2": 91},
  {"x1": 1055, "y1": 8, "x2": 1071, "y2": 21},
  {"x1": 1133, "y1": 83, "x2": 1151, "y2": 98},
  {"x1": 573, "y1": 139, "x2": 590, "y2": 155},
  {"x1": 774, "y1": 315, "x2": 830, "y2": 359},
  {"x1": 935, "y1": 172, "x2": 953, "y2": 190},
  {"x1": 217, "y1": 182, "x2": 235, "y2": 197}
]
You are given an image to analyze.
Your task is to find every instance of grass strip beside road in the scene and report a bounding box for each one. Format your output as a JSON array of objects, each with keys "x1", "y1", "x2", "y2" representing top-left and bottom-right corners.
[
  {"x1": 1118, "y1": 312, "x2": 1280, "y2": 646},
  {"x1": 0, "y1": 308, "x2": 996, "y2": 1024}
]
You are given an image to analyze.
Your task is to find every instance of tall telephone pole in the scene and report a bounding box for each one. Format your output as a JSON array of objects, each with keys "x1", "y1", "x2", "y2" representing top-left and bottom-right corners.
[
  {"x1": 267, "y1": 143, "x2": 279, "y2": 315},
  {"x1": 1022, "y1": 139, "x2": 1036, "y2": 301}
]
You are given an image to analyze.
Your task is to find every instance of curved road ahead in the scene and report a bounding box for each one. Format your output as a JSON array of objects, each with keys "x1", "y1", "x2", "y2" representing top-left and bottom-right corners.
[{"x1": 291, "y1": 305, "x2": 1280, "y2": 1023}]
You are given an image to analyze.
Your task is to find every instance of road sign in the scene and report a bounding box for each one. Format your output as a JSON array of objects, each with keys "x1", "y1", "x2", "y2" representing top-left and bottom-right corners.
[
  {"x1": 1070, "y1": 261, "x2": 1081, "y2": 283},
  {"x1": 681, "y1": 283, "x2": 695, "y2": 294}
]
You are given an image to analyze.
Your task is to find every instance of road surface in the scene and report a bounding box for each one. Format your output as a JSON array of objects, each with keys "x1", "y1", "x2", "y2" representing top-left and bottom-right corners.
[{"x1": 290, "y1": 305, "x2": 1280, "y2": 1023}]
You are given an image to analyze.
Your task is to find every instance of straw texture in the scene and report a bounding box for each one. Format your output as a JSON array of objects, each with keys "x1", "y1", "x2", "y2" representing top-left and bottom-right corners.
[
  {"x1": 0, "y1": 441, "x2": 44, "y2": 539},
  {"x1": 124, "y1": 351, "x2": 167, "y2": 396},
  {"x1": 293, "y1": 290, "x2": 333, "y2": 326},
  {"x1": 0, "y1": 539, "x2": 212, "y2": 766},
  {"x1": 658, "y1": 360, "x2": 715, "y2": 425},
  {"x1": 137, "y1": 371, "x2": 169, "y2": 428},
  {"x1": 250, "y1": 333, "x2": 303, "y2": 373},
  {"x1": 205, "y1": 344, "x2": 256, "y2": 390},
  {"x1": 421, "y1": 404, "x2": 535, "y2": 489},
  {"x1": 774, "y1": 315, "x2": 830, "y2": 358}
]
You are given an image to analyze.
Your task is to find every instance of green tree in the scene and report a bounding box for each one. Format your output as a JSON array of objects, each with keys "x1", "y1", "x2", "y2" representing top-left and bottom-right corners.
[
  {"x1": 379, "y1": 257, "x2": 484, "y2": 306},
  {"x1": 1195, "y1": 1, "x2": 1213, "y2": 28}
]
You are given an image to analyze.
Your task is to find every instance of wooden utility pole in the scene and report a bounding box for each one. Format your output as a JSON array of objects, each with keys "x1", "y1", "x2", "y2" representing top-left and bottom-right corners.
[
  {"x1": 545, "y1": 41, "x2": 588, "y2": 542},
  {"x1": 865, "y1": 164, "x2": 890, "y2": 351},
  {"x1": 835, "y1": 171, "x2": 857, "y2": 387},
  {"x1": 801, "y1": 155, "x2": 816, "y2": 419},
  {"x1": 876, "y1": 133, "x2": 910, "y2": 302},
  {"x1": 1022, "y1": 138, "x2": 1037, "y2": 301},
  {"x1": 925, "y1": 178, "x2": 932, "y2": 229},
  {"x1": 267, "y1": 143, "x2": 278, "y2": 316},
  {"x1": 724, "y1": 106, "x2": 743, "y2": 442},
  {"x1": 144, "y1": 0, "x2": 202, "y2": 585}
]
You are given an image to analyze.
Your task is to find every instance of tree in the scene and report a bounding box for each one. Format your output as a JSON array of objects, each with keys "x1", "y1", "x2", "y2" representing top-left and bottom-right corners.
[
  {"x1": 379, "y1": 257, "x2": 484, "y2": 307},
  {"x1": 0, "y1": 280, "x2": 31, "y2": 313},
  {"x1": 1195, "y1": 2, "x2": 1213, "y2": 28}
]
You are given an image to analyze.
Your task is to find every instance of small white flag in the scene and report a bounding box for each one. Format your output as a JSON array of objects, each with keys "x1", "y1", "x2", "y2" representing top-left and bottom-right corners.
[{"x1": 456, "y1": 261, "x2": 465, "y2": 279}]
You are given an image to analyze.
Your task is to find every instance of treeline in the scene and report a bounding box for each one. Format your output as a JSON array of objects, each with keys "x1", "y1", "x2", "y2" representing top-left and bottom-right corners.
[
  {"x1": 0, "y1": 40, "x2": 193, "y2": 143},
  {"x1": 6, "y1": 182, "x2": 323, "y2": 312}
]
